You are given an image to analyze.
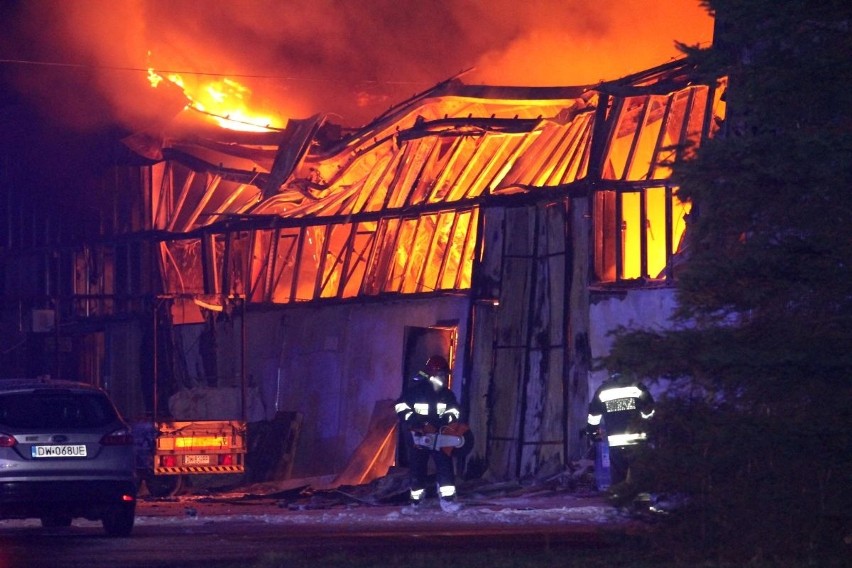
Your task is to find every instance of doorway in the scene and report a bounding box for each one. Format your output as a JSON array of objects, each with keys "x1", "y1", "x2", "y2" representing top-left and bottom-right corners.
[
  {"x1": 401, "y1": 324, "x2": 457, "y2": 391},
  {"x1": 397, "y1": 324, "x2": 457, "y2": 466}
]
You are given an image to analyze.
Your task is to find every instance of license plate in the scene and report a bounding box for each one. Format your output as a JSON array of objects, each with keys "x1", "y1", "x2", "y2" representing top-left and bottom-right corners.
[
  {"x1": 31, "y1": 445, "x2": 87, "y2": 458},
  {"x1": 183, "y1": 454, "x2": 210, "y2": 465}
]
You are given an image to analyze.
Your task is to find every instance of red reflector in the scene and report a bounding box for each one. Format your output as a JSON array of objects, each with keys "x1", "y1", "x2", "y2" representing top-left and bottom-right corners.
[
  {"x1": 162, "y1": 454, "x2": 177, "y2": 467},
  {"x1": 219, "y1": 454, "x2": 233, "y2": 466},
  {"x1": 121, "y1": 494, "x2": 135, "y2": 502},
  {"x1": 0, "y1": 434, "x2": 16, "y2": 448}
]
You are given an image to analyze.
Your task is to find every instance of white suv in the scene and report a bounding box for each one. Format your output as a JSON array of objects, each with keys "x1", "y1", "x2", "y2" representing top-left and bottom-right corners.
[{"x1": 0, "y1": 379, "x2": 137, "y2": 536}]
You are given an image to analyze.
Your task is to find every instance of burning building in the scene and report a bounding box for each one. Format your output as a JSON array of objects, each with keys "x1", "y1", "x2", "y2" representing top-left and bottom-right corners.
[{"x1": 0, "y1": 54, "x2": 724, "y2": 482}]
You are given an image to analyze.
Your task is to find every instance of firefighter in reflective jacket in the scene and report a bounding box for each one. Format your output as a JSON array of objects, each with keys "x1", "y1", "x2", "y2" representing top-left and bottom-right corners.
[
  {"x1": 586, "y1": 372, "x2": 655, "y2": 487},
  {"x1": 394, "y1": 356, "x2": 461, "y2": 512}
]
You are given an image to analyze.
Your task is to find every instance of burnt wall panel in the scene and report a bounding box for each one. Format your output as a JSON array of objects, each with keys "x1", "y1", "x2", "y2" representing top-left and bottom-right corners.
[
  {"x1": 518, "y1": 347, "x2": 565, "y2": 477},
  {"x1": 485, "y1": 346, "x2": 525, "y2": 478},
  {"x1": 464, "y1": 303, "x2": 496, "y2": 479},
  {"x1": 242, "y1": 296, "x2": 470, "y2": 478},
  {"x1": 475, "y1": 208, "x2": 505, "y2": 299},
  {"x1": 516, "y1": 202, "x2": 568, "y2": 476},
  {"x1": 495, "y1": 256, "x2": 532, "y2": 347},
  {"x1": 566, "y1": 196, "x2": 592, "y2": 460},
  {"x1": 468, "y1": 202, "x2": 570, "y2": 480}
]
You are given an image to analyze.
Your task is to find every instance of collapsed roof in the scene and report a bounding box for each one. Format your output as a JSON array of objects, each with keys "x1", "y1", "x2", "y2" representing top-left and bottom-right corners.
[{"x1": 128, "y1": 59, "x2": 725, "y2": 307}]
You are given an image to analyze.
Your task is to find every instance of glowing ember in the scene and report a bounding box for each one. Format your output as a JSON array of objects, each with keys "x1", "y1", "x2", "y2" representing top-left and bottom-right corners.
[{"x1": 147, "y1": 67, "x2": 285, "y2": 132}]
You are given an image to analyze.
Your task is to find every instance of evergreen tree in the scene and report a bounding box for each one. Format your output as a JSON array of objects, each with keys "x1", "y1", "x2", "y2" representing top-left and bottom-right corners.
[{"x1": 605, "y1": 1, "x2": 852, "y2": 561}]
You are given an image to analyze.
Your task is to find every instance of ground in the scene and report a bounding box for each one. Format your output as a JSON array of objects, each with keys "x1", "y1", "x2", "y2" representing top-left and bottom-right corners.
[
  {"x1": 118, "y1": 471, "x2": 640, "y2": 536},
  {"x1": 0, "y1": 472, "x2": 655, "y2": 568}
]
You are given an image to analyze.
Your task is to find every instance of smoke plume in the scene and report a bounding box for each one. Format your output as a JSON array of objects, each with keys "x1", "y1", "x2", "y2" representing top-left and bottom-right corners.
[{"x1": 0, "y1": 0, "x2": 712, "y2": 129}]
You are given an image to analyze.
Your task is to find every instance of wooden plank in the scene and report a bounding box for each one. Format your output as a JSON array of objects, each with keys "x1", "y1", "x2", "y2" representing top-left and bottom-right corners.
[
  {"x1": 519, "y1": 348, "x2": 566, "y2": 476},
  {"x1": 566, "y1": 196, "x2": 592, "y2": 460},
  {"x1": 476, "y1": 207, "x2": 505, "y2": 299},
  {"x1": 463, "y1": 303, "x2": 496, "y2": 479},
  {"x1": 517, "y1": 203, "x2": 567, "y2": 476},
  {"x1": 486, "y1": 346, "x2": 525, "y2": 479},
  {"x1": 469, "y1": 202, "x2": 573, "y2": 480},
  {"x1": 324, "y1": 400, "x2": 397, "y2": 488},
  {"x1": 503, "y1": 206, "x2": 534, "y2": 256},
  {"x1": 495, "y1": 256, "x2": 532, "y2": 347}
]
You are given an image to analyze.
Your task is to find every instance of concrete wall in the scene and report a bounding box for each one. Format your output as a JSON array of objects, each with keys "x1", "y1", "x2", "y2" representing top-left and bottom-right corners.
[
  {"x1": 588, "y1": 287, "x2": 678, "y2": 399},
  {"x1": 244, "y1": 296, "x2": 470, "y2": 477}
]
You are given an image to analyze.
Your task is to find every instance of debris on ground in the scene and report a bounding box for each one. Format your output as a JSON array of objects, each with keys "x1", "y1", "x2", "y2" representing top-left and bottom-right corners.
[{"x1": 143, "y1": 458, "x2": 603, "y2": 516}]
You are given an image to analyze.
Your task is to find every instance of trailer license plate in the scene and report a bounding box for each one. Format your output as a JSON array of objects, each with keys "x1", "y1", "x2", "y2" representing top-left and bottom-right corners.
[
  {"x1": 184, "y1": 454, "x2": 210, "y2": 465},
  {"x1": 31, "y1": 445, "x2": 87, "y2": 458}
]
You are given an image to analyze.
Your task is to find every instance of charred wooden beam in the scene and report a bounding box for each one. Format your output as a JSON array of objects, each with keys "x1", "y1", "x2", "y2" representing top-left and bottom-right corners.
[
  {"x1": 261, "y1": 115, "x2": 326, "y2": 200},
  {"x1": 396, "y1": 117, "x2": 541, "y2": 143}
]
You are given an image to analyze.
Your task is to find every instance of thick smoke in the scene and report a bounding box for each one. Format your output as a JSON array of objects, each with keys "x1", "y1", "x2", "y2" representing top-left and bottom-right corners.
[{"x1": 1, "y1": 0, "x2": 712, "y2": 129}]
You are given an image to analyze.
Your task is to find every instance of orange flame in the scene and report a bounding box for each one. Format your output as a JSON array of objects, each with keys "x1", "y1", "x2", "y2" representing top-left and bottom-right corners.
[{"x1": 147, "y1": 67, "x2": 285, "y2": 132}]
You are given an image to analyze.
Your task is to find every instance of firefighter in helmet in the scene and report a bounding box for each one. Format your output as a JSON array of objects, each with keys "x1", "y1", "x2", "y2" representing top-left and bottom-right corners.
[
  {"x1": 395, "y1": 355, "x2": 461, "y2": 512},
  {"x1": 586, "y1": 371, "x2": 655, "y2": 488}
]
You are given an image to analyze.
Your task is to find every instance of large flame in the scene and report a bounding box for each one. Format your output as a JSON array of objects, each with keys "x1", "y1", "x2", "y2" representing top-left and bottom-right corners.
[{"x1": 147, "y1": 66, "x2": 285, "y2": 132}]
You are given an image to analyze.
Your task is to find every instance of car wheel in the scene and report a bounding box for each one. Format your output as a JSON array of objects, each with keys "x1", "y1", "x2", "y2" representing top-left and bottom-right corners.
[
  {"x1": 40, "y1": 515, "x2": 73, "y2": 528},
  {"x1": 144, "y1": 472, "x2": 184, "y2": 497},
  {"x1": 102, "y1": 502, "x2": 135, "y2": 537}
]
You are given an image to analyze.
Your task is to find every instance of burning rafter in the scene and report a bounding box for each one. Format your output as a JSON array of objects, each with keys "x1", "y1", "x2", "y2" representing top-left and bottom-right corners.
[{"x1": 133, "y1": 60, "x2": 725, "y2": 316}]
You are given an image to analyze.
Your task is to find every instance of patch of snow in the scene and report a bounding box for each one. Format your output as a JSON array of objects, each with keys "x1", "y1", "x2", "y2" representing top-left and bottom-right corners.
[{"x1": 131, "y1": 501, "x2": 625, "y2": 528}]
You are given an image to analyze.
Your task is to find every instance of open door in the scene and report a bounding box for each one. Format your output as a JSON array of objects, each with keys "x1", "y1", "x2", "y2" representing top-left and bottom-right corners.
[
  {"x1": 402, "y1": 324, "x2": 457, "y2": 390},
  {"x1": 397, "y1": 324, "x2": 458, "y2": 465}
]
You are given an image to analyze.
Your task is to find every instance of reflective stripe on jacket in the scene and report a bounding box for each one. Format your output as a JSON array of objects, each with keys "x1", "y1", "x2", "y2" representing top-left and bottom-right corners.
[
  {"x1": 587, "y1": 379, "x2": 654, "y2": 446},
  {"x1": 395, "y1": 379, "x2": 460, "y2": 429}
]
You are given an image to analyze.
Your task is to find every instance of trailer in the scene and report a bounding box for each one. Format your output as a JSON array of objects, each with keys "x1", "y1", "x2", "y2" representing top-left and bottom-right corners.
[
  {"x1": 140, "y1": 295, "x2": 249, "y2": 496},
  {"x1": 153, "y1": 419, "x2": 246, "y2": 474}
]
